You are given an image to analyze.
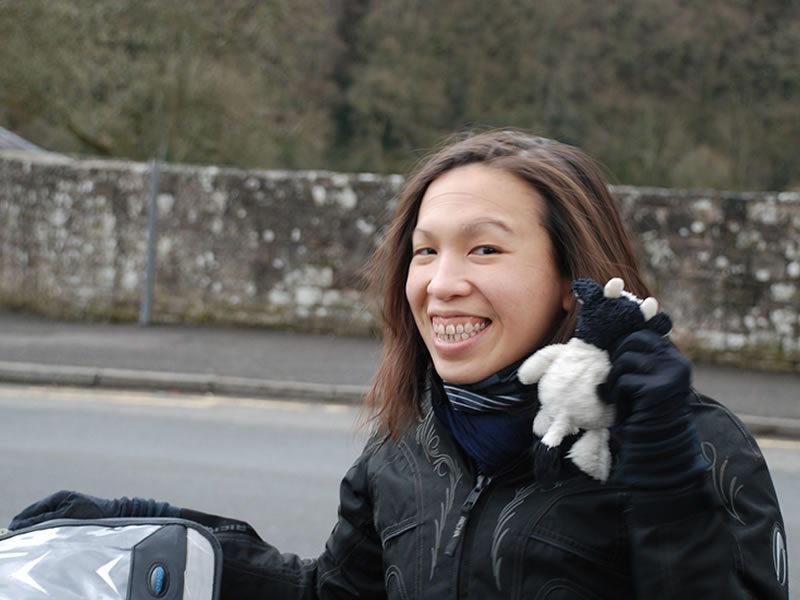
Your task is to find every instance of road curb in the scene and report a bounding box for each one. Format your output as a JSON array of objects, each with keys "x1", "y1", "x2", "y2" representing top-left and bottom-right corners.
[
  {"x1": 0, "y1": 360, "x2": 798, "y2": 438},
  {"x1": 733, "y1": 415, "x2": 800, "y2": 440},
  {"x1": 0, "y1": 360, "x2": 368, "y2": 404}
]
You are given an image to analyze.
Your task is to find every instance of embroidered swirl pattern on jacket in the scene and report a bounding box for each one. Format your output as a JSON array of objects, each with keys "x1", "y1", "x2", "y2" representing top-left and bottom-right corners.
[
  {"x1": 416, "y1": 407, "x2": 463, "y2": 578},
  {"x1": 701, "y1": 440, "x2": 745, "y2": 525},
  {"x1": 491, "y1": 483, "x2": 538, "y2": 590}
]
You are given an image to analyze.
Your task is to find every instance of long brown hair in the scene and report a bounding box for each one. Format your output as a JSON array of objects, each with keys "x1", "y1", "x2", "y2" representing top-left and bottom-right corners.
[{"x1": 363, "y1": 130, "x2": 651, "y2": 438}]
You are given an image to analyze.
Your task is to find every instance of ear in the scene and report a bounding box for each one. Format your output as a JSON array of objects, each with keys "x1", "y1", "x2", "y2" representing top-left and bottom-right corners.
[
  {"x1": 560, "y1": 276, "x2": 574, "y2": 312},
  {"x1": 603, "y1": 277, "x2": 625, "y2": 298},
  {"x1": 640, "y1": 297, "x2": 659, "y2": 321}
]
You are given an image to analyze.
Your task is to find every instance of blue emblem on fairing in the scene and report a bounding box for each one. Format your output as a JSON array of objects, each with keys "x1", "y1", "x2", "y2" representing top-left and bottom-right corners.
[
  {"x1": 772, "y1": 523, "x2": 787, "y2": 587},
  {"x1": 148, "y1": 563, "x2": 169, "y2": 597}
]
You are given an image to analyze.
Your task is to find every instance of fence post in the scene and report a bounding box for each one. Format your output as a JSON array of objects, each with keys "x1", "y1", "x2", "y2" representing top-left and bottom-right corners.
[{"x1": 139, "y1": 158, "x2": 160, "y2": 325}]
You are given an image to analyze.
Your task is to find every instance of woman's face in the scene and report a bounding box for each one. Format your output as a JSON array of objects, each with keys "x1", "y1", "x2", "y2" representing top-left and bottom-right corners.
[{"x1": 406, "y1": 163, "x2": 571, "y2": 384}]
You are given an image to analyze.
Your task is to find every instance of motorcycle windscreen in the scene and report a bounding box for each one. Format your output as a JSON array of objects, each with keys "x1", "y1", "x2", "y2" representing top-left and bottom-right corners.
[{"x1": 0, "y1": 520, "x2": 219, "y2": 600}]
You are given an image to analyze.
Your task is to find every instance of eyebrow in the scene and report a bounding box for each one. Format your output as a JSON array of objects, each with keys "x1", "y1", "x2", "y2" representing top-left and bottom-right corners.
[{"x1": 413, "y1": 218, "x2": 514, "y2": 238}]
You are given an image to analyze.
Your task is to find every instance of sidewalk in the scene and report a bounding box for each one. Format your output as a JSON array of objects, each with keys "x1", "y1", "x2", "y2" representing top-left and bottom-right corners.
[{"x1": 0, "y1": 311, "x2": 798, "y2": 437}]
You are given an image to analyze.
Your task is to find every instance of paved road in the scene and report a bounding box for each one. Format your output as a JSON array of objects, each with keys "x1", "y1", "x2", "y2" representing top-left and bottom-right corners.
[
  {"x1": 0, "y1": 312, "x2": 381, "y2": 386},
  {"x1": 0, "y1": 384, "x2": 365, "y2": 557},
  {"x1": 0, "y1": 312, "x2": 798, "y2": 436},
  {"x1": 0, "y1": 384, "x2": 797, "y2": 588}
]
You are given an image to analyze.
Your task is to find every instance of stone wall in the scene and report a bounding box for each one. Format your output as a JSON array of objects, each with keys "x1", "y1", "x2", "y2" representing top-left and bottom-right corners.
[
  {"x1": 1, "y1": 150, "x2": 798, "y2": 372},
  {"x1": 616, "y1": 186, "x2": 799, "y2": 371}
]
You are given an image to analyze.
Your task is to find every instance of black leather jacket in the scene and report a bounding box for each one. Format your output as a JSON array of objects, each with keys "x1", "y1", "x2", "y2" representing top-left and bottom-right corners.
[{"x1": 209, "y1": 389, "x2": 788, "y2": 599}]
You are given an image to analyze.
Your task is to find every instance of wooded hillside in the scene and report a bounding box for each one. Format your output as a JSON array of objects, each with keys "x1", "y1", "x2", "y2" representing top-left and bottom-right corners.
[{"x1": 2, "y1": 0, "x2": 798, "y2": 190}]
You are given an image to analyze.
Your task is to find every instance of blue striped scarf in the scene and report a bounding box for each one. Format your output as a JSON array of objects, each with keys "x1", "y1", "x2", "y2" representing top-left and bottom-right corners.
[
  {"x1": 433, "y1": 359, "x2": 538, "y2": 475},
  {"x1": 441, "y1": 358, "x2": 534, "y2": 414}
]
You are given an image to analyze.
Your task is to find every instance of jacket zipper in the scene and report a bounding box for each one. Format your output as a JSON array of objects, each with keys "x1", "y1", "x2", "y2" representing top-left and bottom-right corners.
[{"x1": 444, "y1": 474, "x2": 492, "y2": 557}]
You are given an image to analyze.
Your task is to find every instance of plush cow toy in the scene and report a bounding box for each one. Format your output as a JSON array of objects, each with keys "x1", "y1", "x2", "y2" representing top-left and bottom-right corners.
[{"x1": 518, "y1": 277, "x2": 673, "y2": 481}]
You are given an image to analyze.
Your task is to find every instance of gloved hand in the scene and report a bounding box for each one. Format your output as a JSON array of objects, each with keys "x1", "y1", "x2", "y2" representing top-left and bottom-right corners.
[
  {"x1": 599, "y1": 329, "x2": 706, "y2": 488},
  {"x1": 8, "y1": 490, "x2": 180, "y2": 531}
]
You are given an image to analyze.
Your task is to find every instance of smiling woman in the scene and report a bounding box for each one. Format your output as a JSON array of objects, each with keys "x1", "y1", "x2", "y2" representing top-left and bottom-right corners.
[
  {"x1": 6, "y1": 131, "x2": 789, "y2": 599},
  {"x1": 365, "y1": 132, "x2": 652, "y2": 437}
]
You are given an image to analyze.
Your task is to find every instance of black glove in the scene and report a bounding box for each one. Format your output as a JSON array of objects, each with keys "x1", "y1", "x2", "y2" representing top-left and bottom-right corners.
[
  {"x1": 8, "y1": 490, "x2": 180, "y2": 531},
  {"x1": 600, "y1": 329, "x2": 706, "y2": 489}
]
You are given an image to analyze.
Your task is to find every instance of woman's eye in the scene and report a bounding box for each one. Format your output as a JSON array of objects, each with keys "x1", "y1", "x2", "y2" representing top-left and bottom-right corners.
[
  {"x1": 473, "y1": 246, "x2": 500, "y2": 255},
  {"x1": 413, "y1": 247, "x2": 436, "y2": 256}
]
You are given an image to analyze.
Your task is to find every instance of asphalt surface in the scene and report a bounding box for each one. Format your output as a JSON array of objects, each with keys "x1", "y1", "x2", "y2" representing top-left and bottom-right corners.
[{"x1": 0, "y1": 311, "x2": 798, "y2": 437}]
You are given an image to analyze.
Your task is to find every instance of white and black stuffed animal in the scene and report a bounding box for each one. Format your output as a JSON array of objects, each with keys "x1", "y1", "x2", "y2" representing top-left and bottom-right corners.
[{"x1": 518, "y1": 277, "x2": 672, "y2": 481}]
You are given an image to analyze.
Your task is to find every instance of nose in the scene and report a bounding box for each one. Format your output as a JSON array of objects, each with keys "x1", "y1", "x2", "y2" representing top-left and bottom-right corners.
[{"x1": 426, "y1": 254, "x2": 471, "y2": 300}]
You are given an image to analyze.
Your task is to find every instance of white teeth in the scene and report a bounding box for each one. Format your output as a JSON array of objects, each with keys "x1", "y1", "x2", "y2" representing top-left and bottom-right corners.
[{"x1": 432, "y1": 320, "x2": 488, "y2": 342}]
